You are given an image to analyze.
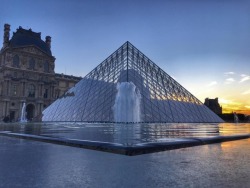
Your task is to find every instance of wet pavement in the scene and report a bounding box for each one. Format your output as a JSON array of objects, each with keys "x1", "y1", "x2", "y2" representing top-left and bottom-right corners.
[{"x1": 0, "y1": 136, "x2": 249, "y2": 188}]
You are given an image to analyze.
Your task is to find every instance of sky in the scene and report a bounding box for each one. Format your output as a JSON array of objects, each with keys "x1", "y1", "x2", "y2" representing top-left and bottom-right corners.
[{"x1": 1, "y1": 0, "x2": 250, "y2": 115}]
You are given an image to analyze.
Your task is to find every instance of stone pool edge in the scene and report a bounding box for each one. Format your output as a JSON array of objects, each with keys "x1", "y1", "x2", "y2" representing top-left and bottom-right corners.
[{"x1": 0, "y1": 131, "x2": 249, "y2": 156}]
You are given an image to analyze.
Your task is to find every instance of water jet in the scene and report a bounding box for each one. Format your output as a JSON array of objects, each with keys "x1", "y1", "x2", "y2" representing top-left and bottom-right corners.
[{"x1": 113, "y1": 82, "x2": 141, "y2": 123}]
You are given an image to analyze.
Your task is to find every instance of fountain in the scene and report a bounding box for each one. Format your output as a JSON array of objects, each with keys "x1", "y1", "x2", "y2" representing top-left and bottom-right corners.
[
  {"x1": 233, "y1": 112, "x2": 239, "y2": 123},
  {"x1": 20, "y1": 102, "x2": 27, "y2": 122},
  {"x1": 113, "y1": 82, "x2": 141, "y2": 122}
]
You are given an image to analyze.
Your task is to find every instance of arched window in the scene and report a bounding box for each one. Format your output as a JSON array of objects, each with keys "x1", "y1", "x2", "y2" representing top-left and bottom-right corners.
[
  {"x1": 29, "y1": 58, "x2": 35, "y2": 70},
  {"x1": 44, "y1": 61, "x2": 49, "y2": 73},
  {"x1": 28, "y1": 84, "x2": 35, "y2": 97},
  {"x1": 13, "y1": 55, "x2": 20, "y2": 67}
]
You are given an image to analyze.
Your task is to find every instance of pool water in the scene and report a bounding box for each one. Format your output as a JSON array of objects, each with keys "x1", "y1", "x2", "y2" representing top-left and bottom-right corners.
[{"x1": 0, "y1": 122, "x2": 249, "y2": 145}]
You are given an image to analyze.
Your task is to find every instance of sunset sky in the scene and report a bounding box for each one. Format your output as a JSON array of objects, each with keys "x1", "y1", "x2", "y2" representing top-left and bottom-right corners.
[{"x1": 1, "y1": 0, "x2": 250, "y2": 114}]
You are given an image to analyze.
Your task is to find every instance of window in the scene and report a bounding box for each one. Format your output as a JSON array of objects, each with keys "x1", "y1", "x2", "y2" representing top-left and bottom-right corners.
[
  {"x1": 44, "y1": 89, "x2": 48, "y2": 98},
  {"x1": 12, "y1": 85, "x2": 17, "y2": 96},
  {"x1": 28, "y1": 84, "x2": 35, "y2": 97},
  {"x1": 29, "y1": 58, "x2": 35, "y2": 70},
  {"x1": 44, "y1": 61, "x2": 49, "y2": 73},
  {"x1": 13, "y1": 55, "x2": 20, "y2": 67}
]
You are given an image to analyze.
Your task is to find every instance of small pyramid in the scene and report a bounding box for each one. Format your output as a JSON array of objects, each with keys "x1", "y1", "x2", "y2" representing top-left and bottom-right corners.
[{"x1": 42, "y1": 42, "x2": 223, "y2": 123}]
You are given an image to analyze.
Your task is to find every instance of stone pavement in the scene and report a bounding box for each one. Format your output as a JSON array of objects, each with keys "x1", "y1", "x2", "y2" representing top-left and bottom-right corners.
[{"x1": 0, "y1": 136, "x2": 249, "y2": 188}]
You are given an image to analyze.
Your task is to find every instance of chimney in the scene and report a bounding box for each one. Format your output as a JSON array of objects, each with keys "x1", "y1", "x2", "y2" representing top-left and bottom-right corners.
[
  {"x1": 3, "y1": 24, "x2": 10, "y2": 48},
  {"x1": 45, "y1": 36, "x2": 51, "y2": 49}
]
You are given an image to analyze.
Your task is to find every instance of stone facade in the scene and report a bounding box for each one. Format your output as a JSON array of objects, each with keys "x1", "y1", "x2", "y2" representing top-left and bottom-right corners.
[
  {"x1": 204, "y1": 97, "x2": 222, "y2": 115},
  {"x1": 0, "y1": 24, "x2": 81, "y2": 122}
]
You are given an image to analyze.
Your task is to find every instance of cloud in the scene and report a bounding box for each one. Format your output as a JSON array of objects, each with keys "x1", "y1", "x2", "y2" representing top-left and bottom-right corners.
[
  {"x1": 239, "y1": 74, "x2": 250, "y2": 83},
  {"x1": 242, "y1": 89, "x2": 250, "y2": 95},
  {"x1": 226, "y1": 78, "x2": 235, "y2": 82},
  {"x1": 219, "y1": 98, "x2": 231, "y2": 104},
  {"x1": 224, "y1": 78, "x2": 235, "y2": 84},
  {"x1": 207, "y1": 81, "x2": 217, "y2": 87},
  {"x1": 224, "y1": 72, "x2": 236, "y2": 83},
  {"x1": 224, "y1": 72, "x2": 235, "y2": 75},
  {"x1": 219, "y1": 98, "x2": 243, "y2": 113},
  {"x1": 245, "y1": 106, "x2": 250, "y2": 109},
  {"x1": 219, "y1": 98, "x2": 239, "y2": 105}
]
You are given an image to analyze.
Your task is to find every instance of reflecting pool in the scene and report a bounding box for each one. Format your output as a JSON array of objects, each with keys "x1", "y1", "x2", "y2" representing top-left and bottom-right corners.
[{"x1": 0, "y1": 122, "x2": 249, "y2": 146}]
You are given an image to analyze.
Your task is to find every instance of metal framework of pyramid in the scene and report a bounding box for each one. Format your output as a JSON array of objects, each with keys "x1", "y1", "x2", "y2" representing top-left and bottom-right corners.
[{"x1": 42, "y1": 42, "x2": 223, "y2": 123}]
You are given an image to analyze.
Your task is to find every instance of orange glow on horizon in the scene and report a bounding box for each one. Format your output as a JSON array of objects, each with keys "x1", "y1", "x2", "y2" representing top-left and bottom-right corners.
[
  {"x1": 222, "y1": 107, "x2": 250, "y2": 115},
  {"x1": 218, "y1": 97, "x2": 250, "y2": 115}
]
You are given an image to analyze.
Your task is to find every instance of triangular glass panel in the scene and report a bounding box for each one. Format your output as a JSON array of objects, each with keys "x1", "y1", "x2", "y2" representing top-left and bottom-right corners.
[{"x1": 42, "y1": 42, "x2": 223, "y2": 123}]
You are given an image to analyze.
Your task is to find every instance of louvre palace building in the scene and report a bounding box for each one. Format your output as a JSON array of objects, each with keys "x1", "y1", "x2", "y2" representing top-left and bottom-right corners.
[{"x1": 0, "y1": 24, "x2": 81, "y2": 122}]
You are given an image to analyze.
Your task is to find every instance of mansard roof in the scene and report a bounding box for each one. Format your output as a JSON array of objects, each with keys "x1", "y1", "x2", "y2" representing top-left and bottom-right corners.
[{"x1": 9, "y1": 27, "x2": 52, "y2": 56}]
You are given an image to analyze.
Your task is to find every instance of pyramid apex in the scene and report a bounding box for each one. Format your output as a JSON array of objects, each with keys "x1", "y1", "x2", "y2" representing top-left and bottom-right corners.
[{"x1": 123, "y1": 41, "x2": 130, "y2": 46}]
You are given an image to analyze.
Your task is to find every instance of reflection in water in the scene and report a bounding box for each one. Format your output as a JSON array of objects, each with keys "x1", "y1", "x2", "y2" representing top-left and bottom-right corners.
[
  {"x1": 140, "y1": 123, "x2": 222, "y2": 142},
  {"x1": 0, "y1": 122, "x2": 249, "y2": 145},
  {"x1": 219, "y1": 123, "x2": 250, "y2": 136},
  {"x1": 113, "y1": 124, "x2": 141, "y2": 145}
]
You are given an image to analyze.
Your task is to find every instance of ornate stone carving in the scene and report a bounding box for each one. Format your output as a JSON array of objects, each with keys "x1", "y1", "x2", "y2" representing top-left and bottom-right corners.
[
  {"x1": 23, "y1": 47, "x2": 44, "y2": 56},
  {"x1": 6, "y1": 52, "x2": 12, "y2": 63}
]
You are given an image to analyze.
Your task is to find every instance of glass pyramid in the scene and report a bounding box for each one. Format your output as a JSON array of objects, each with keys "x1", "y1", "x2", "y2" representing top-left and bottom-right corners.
[{"x1": 42, "y1": 42, "x2": 223, "y2": 123}]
